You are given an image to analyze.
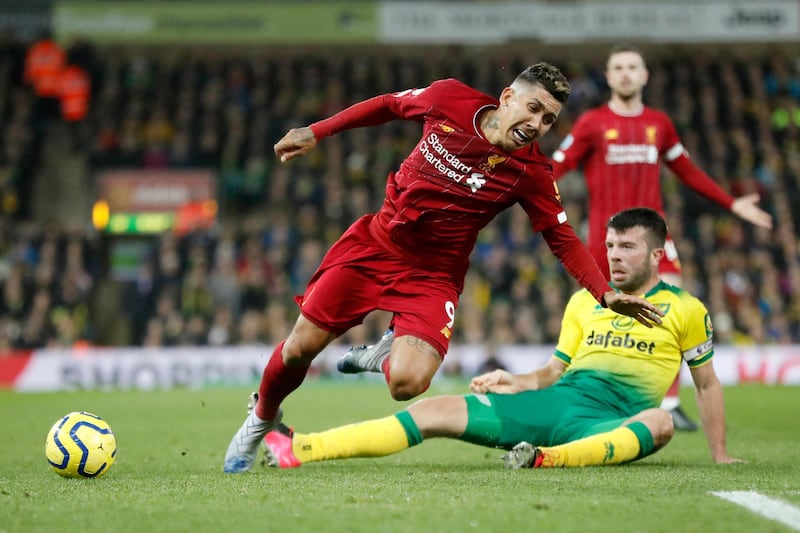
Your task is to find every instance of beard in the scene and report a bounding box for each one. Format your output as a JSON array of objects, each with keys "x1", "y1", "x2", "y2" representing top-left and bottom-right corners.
[
  {"x1": 615, "y1": 86, "x2": 640, "y2": 101},
  {"x1": 613, "y1": 265, "x2": 653, "y2": 293}
]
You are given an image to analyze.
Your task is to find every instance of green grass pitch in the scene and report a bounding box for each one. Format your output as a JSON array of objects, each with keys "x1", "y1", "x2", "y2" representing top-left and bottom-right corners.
[{"x1": 1, "y1": 380, "x2": 799, "y2": 532}]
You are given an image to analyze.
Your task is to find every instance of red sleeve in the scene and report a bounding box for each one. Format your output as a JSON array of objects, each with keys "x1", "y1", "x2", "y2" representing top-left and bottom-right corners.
[
  {"x1": 551, "y1": 114, "x2": 595, "y2": 180},
  {"x1": 542, "y1": 223, "x2": 611, "y2": 305},
  {"x1": 658, "y1": 112, "x2": 734, "y2": 209},
  {"x1": 310, "y1": 94, "x2": 401, "y2": 139},
  {"x1": 666, "y1": 154, "x2": 734, "y2": 209}
]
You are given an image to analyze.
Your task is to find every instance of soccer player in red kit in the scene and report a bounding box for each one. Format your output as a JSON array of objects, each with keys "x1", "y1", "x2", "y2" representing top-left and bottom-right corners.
[
  {"x1": 550, "y1": 45, "x2": 773, "y2": 430},
  {"x1": 223, "y1": 62, "x2": 665, "y2": 473}
]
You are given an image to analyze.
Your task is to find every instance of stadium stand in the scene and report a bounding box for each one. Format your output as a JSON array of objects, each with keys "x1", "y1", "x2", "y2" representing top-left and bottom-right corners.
[{"x1": 0, "y1": 37, "x2": 798, "y2": 351}]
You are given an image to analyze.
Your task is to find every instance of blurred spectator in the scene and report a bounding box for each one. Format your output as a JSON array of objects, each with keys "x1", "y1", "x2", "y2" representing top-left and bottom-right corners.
[
  {"x1": 58, "y1": 63, "x2": 90, "y2": 123},
  {"x1": 24, "y1": 31, "x2": 64, "y2": 101},
  {"x1": 207, "y1": 306, "x2": 234, "y2": 346}
]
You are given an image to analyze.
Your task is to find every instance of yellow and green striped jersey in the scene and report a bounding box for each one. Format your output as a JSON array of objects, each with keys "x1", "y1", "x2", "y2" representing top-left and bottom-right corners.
[{"x1": 554, "y1": 281, "x2": 713, "y2": 408}]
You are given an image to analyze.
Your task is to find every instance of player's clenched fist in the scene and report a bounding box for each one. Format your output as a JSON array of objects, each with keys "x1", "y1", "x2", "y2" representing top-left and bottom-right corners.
[{"x1": 274, "y1": 127, "x2": 317, "y2": 162}]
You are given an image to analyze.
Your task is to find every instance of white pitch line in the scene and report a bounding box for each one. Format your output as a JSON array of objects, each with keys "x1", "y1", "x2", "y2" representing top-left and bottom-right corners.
[{"x1": 711, "y1": 491, "x2": 800, "y2": 531}]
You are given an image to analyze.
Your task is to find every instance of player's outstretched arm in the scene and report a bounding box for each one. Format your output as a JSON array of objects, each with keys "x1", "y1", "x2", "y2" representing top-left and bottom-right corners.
[
  {"x1": 469, "y1": 369, "x2": 517, "y2": 394},
  {"x1": 603, "y1": 291, "x2": 664, "y2": 328},
  {"x1": 469, "y1": 357, "x2": 567, "y2": 394},
  {"x1": 731, "y1": 193, "x2": 773, "y2": 229},
  {"x1": 274, "y1": 127, "x2": 317, "y2": 162},
  {"x1": 689, "y1": 363, "x2": 744, "y2": 464},
  {"x1": 667, "y1": 155, "x2": 772, "y2": 230}
]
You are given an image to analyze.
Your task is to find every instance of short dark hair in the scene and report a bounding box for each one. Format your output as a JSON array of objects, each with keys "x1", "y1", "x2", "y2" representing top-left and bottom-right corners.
[
  {"x1": 606, "y1": 207, "x2": 667, "y2": 248},
  {"x1": 607, "y1": 44, "x2": 647, "y2": 68},
  {"x1": 514, "y1": 62, "x2": 571, "y2": 103}
]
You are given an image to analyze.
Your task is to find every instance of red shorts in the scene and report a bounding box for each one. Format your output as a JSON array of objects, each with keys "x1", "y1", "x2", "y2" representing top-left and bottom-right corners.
[
  {"x1": 295, "y1": 216, "x2": 462, "y2": 356},
  {"x1": 589, "y1": 236, "x2": 681, "y2": 279}
]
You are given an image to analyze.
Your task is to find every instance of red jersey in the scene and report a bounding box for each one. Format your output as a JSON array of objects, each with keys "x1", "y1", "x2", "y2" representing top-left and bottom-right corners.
[
  {"x1": 311, "y1": 79, "x2": 611, "y2": 303},
  {"x1": 552, "y1": 104, "x2": 734, "y2": 276}
]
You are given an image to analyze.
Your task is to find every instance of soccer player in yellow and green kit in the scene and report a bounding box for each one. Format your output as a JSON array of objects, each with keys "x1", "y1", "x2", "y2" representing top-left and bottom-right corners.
[{"x1": 259, "y1": 208, "x2": 741, "y2": 469}]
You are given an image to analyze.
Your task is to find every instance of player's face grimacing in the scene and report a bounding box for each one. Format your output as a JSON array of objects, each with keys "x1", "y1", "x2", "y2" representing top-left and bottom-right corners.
[
  {"x1": 605, "y1": 226, "x2": 661, "y2": 293},
  {"x1": 605, "y1": 51, "x2": 649, "y2": 101},
  {"x1": 492, "y1": 82, "x2": 561, "y2": 151}
]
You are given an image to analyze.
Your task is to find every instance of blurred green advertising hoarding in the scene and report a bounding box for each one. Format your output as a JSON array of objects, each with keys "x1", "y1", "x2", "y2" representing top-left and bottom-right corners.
[
  {"x1": 53, "y1": 2, "x2": 377, "y2": 44},
  {"x1": 54, "y1": 1, "x2": 800, "y2": 45}
]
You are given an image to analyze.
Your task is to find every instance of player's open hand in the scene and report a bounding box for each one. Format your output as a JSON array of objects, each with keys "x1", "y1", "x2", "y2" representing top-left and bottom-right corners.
[
  {"x1": 470, "y1": 369, "x2": 519, "y2": 394},
  {"x1": 731, "y1": 193, "x2": 773, "y2": 229},
  {"x1": 713, "y1": 454, "x2": 745, "y2": 464},
  {"x1": 603, "y1": 291, "x2": 664, "y2": 328},
  {"x1": 274, "y1": 127, "x2": 317, "y2": 162}
]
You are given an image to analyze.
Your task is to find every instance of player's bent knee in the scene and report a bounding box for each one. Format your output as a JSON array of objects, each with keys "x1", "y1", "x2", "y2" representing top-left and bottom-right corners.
[
  {"x1": 629, "y1": 408, "x2": 675, "y2": 448},
  {"x1": 651, "y1": 408, "x2": 676, "y2": 446},
  {"x1": 388, "y1": 384, "x2": 426, "y2": 401},
  {"x1": 387, "y1": 375, "x2": 430, "y2": 401}
]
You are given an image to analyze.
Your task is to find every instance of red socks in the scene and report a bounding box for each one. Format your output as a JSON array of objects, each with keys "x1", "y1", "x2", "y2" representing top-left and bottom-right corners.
[
  {"x1": 255, "y1": 340, "x2": 310, "y2": 420},
  {"x1": 381, "y1": 356, "x2": 391, "y2": 383}
]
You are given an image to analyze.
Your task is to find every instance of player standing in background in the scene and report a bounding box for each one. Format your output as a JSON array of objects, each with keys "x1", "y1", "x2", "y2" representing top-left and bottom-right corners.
[
  {"x1": 551, "y1": 44, "x2": 773, "y2": 430},
  {"x1": 260, "y1": 208, "x2": 740, "y2": 470},
  {"x1": 223, "y1": 62, "x2": 665, "y2": 473}
]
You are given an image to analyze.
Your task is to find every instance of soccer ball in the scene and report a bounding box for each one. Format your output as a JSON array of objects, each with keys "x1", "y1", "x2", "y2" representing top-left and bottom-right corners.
[{"x1": 45, "y1": 411, "x2": 117, "y2": 478}]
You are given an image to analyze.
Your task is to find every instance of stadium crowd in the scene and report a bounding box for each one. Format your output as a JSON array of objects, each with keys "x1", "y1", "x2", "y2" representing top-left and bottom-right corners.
[{"x1": 0, "y1": 36, "x2": 799, "y2": 351}]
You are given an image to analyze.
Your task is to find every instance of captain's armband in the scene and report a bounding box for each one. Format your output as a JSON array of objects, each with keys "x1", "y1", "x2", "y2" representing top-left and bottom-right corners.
[{"x1": 682, "y1": 338, "x2": 713, "y2": 362}]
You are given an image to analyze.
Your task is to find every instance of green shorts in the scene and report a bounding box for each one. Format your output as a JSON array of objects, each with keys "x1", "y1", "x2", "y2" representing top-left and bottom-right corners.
[{"x1": 462, "y1": 371, "x2": 648, "y2": 449}]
